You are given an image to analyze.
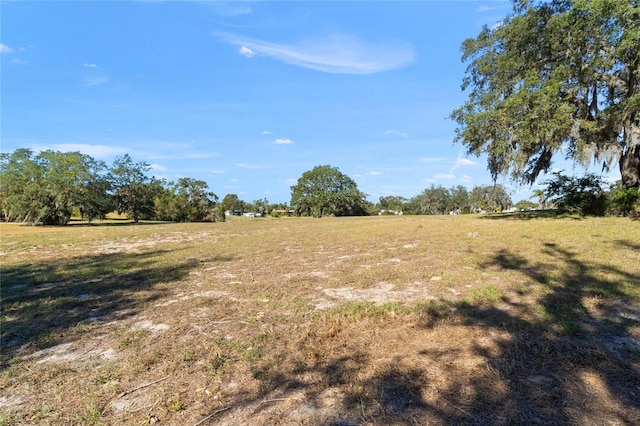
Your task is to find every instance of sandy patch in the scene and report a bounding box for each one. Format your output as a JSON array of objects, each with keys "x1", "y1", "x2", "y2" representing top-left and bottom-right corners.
[
  {"x1": 29, "y1": 340, "x2": 119, "y2": 365},
  {"x1": 131, "y1": 320, "x2": 169, "y2": 332},
  {"x1": 316, "y1": 281, "x2": 434, "y2": 310}
]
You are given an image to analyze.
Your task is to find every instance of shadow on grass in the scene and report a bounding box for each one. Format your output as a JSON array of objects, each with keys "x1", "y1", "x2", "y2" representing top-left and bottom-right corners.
[
  {"x1": 0, "y1": 250, "x2": 211, "y2": 368},
  {"x1": 66, "y1": 220, "x2": 174, "y2": 227},
  {"x1": 415, "y1": 239, "x2": 640, "y2": 424},
  {"x1": 208, "y1": 239, "x2": 639, "y2": 425},
  {"x1": 480, "y1": 209, "x2": 584, "y2": 220}
]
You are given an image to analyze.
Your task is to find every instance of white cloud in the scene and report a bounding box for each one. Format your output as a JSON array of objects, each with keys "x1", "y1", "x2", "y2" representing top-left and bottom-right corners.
[
  {"x1": 261, "y1": 130, "x2": 272, "y2": 135},
  {"x1": 367, "y1": 171, "x2": 383, "y2": 176},
  {"x1": 460, "y1": 174, "x2": 474, "y2": 184},
  {"x1": 278, "y1": 178, "x2": 297, "y2": 185},
  {"x1": 274, "y1": 138, "x2": 293, "y2": 145},
  {"x1": 385, "y1": 130, "x2": 408, "y2": 138},
  {"x1": 456, "y1": 158, "x2": 478, "y2": 167},
  {"x1": 0, "y1": 43, "x2": 13, "y2": 53},
  {"x1": 434, "y1": 173, "x2": 456, "y2": 180},
  {"x1": 235, "y1": 163, "x2": 263, "y2": 169},
  {"x1": 210, "y1": 169, "x2": 225, "y2": 174},
  {"x1": 217, "y1": 32, "x2": 414, "y2": 74},
  {"x1": 209, "y1": 2, "x2": 252, "y2": 17},
  {"x1": 150, "y1": 163, "x2": 167, "y2": 171},
  {"x1": 11, "y1": 59, "x2": 27, "y2": 64},
  {"x1": 83, "y1": 63, "x2": 98, "y2": 68},
  {"x1": 476, "y1": 6, "x2": 494, "y2": 13},
  {"x1": 239, "y1": 46, "x2": 256, "y2": 58},
  {"x1": 449, "y1": 152, "x2": 480, "y2": 174}
]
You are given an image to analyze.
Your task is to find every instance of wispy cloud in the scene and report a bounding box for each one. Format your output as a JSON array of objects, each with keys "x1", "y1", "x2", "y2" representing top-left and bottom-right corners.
[
  {"x1": 209, "y1": 2, "x2": 252, "y2": 17},
  {"x1": 149, "y1": 163, "x2": 167, "y2": 171},
  {"x1": 261, "y1": 130, "x2": 273, "y2": 135},
  {"x1": 449, "y1": 152, "x2": 479, "y2": 173},
  {"x1": 239, "y1": 46, "x2": 255, "y2": 58},
  {"x1": 460, "y1": 174, "x2": 474, "y2": 184},
  {"x1": 274, "y1": 138, "x2": 293, "y2": 145},
  {"x1": 83, "y1": 63, "x2": 98, "y2": 68},
  {"x1": 278, "y1": 178, "x2": 297, "y2": 185},
  {"x1": 385, "y1": 130, "x2": 408, "y2": 138},
  {"x1": 217, "y1": 32, "x2": 415, "y2": 74},
  {"x1": 235, "y1": 163, "x2": 264, "y2": 169},
  {"x1": 0, "y1": 43, "x2": 13, "y2": 53},
  {"x1": 210, "y1": 169, "x2": 225, "y2": 174},
  {"x1": 11, "y1": 59, "x2": 28, "y2": 64}
]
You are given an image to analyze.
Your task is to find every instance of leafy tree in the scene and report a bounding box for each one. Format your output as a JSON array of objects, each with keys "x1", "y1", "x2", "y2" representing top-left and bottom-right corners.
[
  {"x1": 155, "y1": 178, "x2": 221, "y2": 222},
  {"x1": 219, "y1": 194, "x2": 247, "y2": 214},
  {"x1": 607, "y1": 180, "x2": 639, "y2": 216},
  {"x1": 77, "y1": 176, "x2": 113, "y2": 222},
  {"x1": 451, "y1": 0, "x2": 640, "y2": 188},
  {"x1": 378, "y1": 195, "x2": 408, "y2": 212},
  {"x1": 543, "y1": 172, "x2": 607, "y2": 215},
  {"x1": 290, "y1": 165, "x2": 368, "y2": 217},
  {"x1": 250, "y1": 198, "x2": 269, "y2": 216},
  {"x1": 0, "y1": 149, "x2": 108, "y2": 225},
  {"x1": 469, "y1": 184, "x2": 513, "y2": 212},
  {"x1": 0, "y1": 149, "x2": 45, "y2": 224},
  {"x1": 450, "y1": 185, "x2": 471, "y2": 213},
  {"x1": 109, "y1": 154, "x2": 159, "y2": 222},
  {"x1": 415, "y1": 185, "x2": 452, "y2": 215},
  {"x1": 514, "y1": 199, "x2": 538, "y2": 210}
]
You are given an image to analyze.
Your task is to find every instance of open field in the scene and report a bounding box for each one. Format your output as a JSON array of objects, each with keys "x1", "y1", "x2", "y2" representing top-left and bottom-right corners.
[{"x1": 1, "y1": 214, "x2": 639, "y2": 425}]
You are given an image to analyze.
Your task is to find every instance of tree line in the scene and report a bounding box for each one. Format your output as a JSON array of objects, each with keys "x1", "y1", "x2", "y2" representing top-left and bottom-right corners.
[
  {"x1": 2, "y1": 150, "x2": 637, "y2": 226},
  {"x1": 0, "y1": 149, "x2": 221, "y2": 225}
]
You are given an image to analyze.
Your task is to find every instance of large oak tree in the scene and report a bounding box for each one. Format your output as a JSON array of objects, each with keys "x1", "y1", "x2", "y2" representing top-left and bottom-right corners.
[
  {"x1": 290, "y1": 165, "x2": 368, "y2": 217},
  {"x1": 451, "y1": 0, "x2": 640, "y2": 187}
]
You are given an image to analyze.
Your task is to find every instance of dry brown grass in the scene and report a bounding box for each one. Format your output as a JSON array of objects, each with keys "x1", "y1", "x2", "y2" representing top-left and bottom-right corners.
[{"x1": 1, "y1": 214, "x2": 639, "y2": 425}]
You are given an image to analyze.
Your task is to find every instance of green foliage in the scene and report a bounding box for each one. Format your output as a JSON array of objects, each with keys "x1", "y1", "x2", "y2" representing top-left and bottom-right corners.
[
  {"x1": 469, "y1": 184, "x2": 512, "y2": 212},
  {"x1": 378, "y1": 195, "x2": 408, "y2": 213},
  {"x1": 155, "y1": 177, "x2": 218, "y2": 222},
  {"x1": 0, "y1": 149, "x2": 109, "y2": 225},
  {"x1": 514, "y1": 199, "x2": 537, "y2": 210},
  {"x1": 543, "y1": 172, "x2": 607, "y2": 216},
  {"x1": 109, "y1": 154, "x2": 160, "y2": 222},
  {"x1": 290, "y1": 165, "x2": 368, "y2": 217},
  {"x1": 395, "y1": 184, "x2": 511, "y2": 215},
  {"x1": 219, "y1": 193, "x2": 248, "y2": 214},
  {"x1": 607, "y1": 181, "x2": 640, "y2": 216},
  {"x1": 451, "y1": 0, "x2": 640, "y2": 188}
]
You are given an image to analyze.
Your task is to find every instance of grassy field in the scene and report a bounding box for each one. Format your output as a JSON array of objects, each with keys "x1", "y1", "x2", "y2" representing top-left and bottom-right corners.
[{"x1": 1, "y1": 214, "x2": 639, "y2": 425}]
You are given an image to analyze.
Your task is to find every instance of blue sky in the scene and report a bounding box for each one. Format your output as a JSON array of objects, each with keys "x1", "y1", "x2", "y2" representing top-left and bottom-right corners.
[{"x1": 1, "y1": 1, "x2": 618, "y2": 204}]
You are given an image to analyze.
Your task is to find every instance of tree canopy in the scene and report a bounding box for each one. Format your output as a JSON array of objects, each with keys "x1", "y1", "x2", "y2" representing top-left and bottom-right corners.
[
  {"x1": 451, "y1": 0, "x2": 640, "y2": 188},
  {"x1": 0, "y1": 149, "x2": 223, "y2": 225},
  {"x1": 0, "y1": 149, "x2": 108, "y2": 225},
  {"x1": 290, "y1": 165, "x2": 368, "y2": 217}
]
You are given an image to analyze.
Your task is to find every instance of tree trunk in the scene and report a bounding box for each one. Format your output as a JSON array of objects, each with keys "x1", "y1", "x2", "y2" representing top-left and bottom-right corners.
[{"x1": 620, "y1": 122, "x2": 640, "y2": 188}]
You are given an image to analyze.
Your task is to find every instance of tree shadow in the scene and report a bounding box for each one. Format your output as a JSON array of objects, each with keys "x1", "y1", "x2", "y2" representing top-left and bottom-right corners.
[
  {"x1": 436, "y1": 241, "x2": 640, "y2": 424},
  {"x1": 480, "y1": 210, "x2": 584, "y2": 220},
  {"x1": 206, "y1": 239, "x2": 639, "y2": 424},
  {"x1": 0, "y1": 249, "x2": 213, "y2": 368}
]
